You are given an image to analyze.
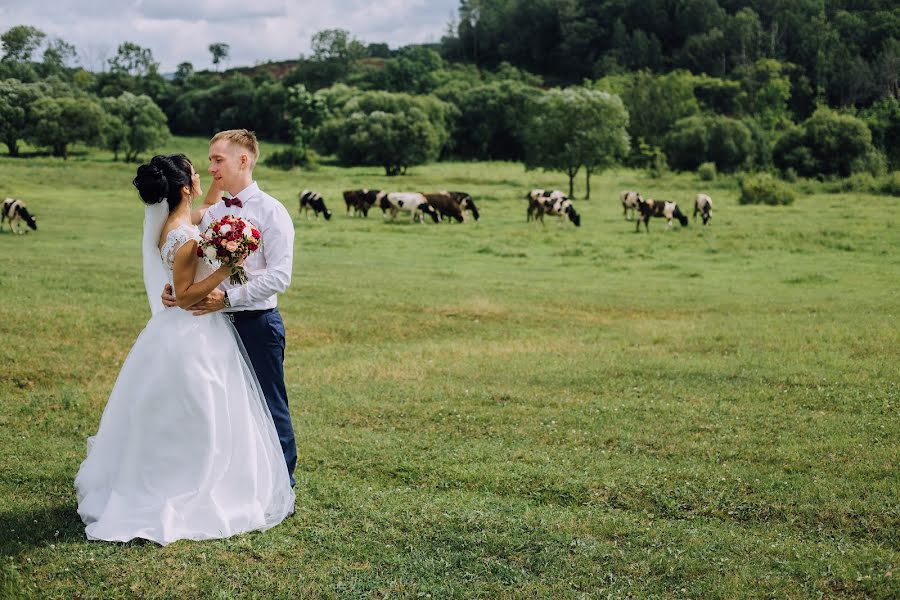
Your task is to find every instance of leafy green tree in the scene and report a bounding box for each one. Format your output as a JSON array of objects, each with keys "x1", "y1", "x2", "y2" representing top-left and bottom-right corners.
[
  {"x1": 524, "y1": 87, "x2": 630, "y2": 198},
  {"x1": 0, "y1": 79, "x2": 42, "y2": 156},
  {"x1": 737, "y1": 59, "x2": 792, "y2": 130},
  {"x1": 209, "y1": 43, "x2": 229, "y2": 71},
  {"x1": 448, "y1": 79, "x2": 536, "y2": 160},
  {"x1": 27, "y1": 95, "x2": 104, "y2": 158},
  {"x1": 385, "y1": 46, "x2": 444, "y2": 93},
  {"x1": 773, "y1": 107, "x2": 875, "y2": 177},
  {"x1": 664, "y1": 114, "x2": 753, "y2": 172},
  {"x1": 317, "y1": 91, "x2": 450, "y2": 175},
  {"x1": 108, "y1": 42, "x2": 158, "y2": 77},
  {"x1": 860, "y1": 95, "x2": 900, "y2": 169},
  {"x1": 102, "y1": 92, "x2": 169, "y2": 162},
  {"x1": 1, "y1": 25, "x2": 45, "y2": 62},
  {"x1": 41, "y1": 38, "x2": 77, "y2": 73}
]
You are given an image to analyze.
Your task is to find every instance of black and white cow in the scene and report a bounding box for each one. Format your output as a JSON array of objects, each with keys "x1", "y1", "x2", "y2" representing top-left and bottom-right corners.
[
  {"x1": 299, "y1": 190, "x2": 332, "y2": 220},
  {"x1": 694, "y1": 193, "x2": 713, "y2": 225},
  {"x1": 620, "y1": 190, "x2": 641, "y2": 221},
  {"x1": 382, "y1": 192, "x2": 440, "y2": 223},
  {"x1": 423, "y1": 191, "x2": 480, "y2": 223},
  {"x1": 342, "y1": 189, "x2": 383, "y2": 217},
  {"x1": 1, "y1": 198, "x2": 37, "y2": 234},
  {"x1": 635, "y1": 198, "x2": 689, "y2": 232},
  {"x1": 525, "y1": 189, "x2": 575, "y2": 225}
]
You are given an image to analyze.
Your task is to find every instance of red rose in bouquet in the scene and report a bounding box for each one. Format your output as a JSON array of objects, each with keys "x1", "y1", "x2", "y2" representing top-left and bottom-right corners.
[{"x1": 197, "y1": 215, "x2": 262, "y2": 285}]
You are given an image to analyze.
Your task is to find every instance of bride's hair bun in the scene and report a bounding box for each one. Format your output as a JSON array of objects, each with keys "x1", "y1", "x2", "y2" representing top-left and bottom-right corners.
[{"x1": 133, "y1": 154, "x2": 194, "y2": 212}]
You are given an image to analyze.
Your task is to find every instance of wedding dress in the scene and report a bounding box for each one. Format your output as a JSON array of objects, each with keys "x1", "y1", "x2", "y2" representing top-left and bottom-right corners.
[{"x1": 74, "y1": 218, "x2": 294, "y2": 546}]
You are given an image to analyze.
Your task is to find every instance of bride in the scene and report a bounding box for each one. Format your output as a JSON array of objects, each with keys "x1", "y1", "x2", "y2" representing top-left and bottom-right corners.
[{"x1": 74, "y1": 154, "x2": 294, "y2": 545}]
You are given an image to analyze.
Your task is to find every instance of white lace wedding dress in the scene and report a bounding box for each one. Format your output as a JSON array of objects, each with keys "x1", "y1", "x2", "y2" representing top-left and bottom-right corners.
[{"x1": 74, "y1": 223, "x2": 294, "y2": 546}]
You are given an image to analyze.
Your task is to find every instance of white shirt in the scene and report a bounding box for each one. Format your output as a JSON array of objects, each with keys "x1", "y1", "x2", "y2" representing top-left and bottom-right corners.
[{"x1": 200, "y1": 181, "x2": 295, "y2": 311}]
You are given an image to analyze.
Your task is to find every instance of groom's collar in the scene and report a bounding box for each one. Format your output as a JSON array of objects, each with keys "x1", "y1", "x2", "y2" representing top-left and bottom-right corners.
[{"x1": 233, "y1": 181, "x2": 259, "y2": 202}]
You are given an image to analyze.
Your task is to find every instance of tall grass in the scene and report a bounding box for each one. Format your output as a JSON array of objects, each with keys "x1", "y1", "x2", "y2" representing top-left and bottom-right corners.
[{"x1": 1, "y1": 139, "x2": 898, "y2": 598}]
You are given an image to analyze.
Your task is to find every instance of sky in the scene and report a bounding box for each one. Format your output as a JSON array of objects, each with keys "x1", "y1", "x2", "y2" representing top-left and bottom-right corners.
[{"x1": 0, "y1": 0, "x2": 461, "y2": 73}]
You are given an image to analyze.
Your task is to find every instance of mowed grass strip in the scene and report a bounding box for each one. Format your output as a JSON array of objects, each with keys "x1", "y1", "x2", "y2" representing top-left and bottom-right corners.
[{"x1": 1, "y1": 140, "x2": 898, "y2": 598}]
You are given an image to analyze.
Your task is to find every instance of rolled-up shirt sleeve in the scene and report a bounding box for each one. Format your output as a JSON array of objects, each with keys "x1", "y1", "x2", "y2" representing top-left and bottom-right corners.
[{"x1": 226, "y1": 203, "x2": 294, "y2": 307}]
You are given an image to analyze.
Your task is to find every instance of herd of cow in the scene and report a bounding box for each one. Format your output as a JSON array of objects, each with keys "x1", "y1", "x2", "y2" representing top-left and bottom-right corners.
[
  {"x1": 0, "y1": 187, "x2": 714, "y2": 236},
  {"x1": 620, "y1": 190, "x2": 714, "y2": 231},
  {"x1": 300, "y1": 189, "x2": 480, "y2": 224}
]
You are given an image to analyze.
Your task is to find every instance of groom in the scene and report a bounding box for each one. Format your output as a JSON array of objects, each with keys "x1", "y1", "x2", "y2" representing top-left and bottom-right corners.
[{"x1": 161, "y1": 129, "x2": 297, "y2": 487}]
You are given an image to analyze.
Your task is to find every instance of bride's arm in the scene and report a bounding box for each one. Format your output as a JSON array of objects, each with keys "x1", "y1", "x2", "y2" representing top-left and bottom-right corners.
[{"x1": 171, "y1": 241, "x2": 232, "y2": 309}]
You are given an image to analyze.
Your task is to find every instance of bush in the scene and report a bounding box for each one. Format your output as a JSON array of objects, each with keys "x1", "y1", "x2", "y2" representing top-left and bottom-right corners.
[
  {"x1": 664, "y1": 114, "x2": 752, "y2": 172},
  {"x1": 880, "y1": 171, "x2": 900, "y2": 197},
  {"x1": 263, "y1": 146, "x2": 318, "y2": 170},
  {"x1": 773, "y1": 108, "x2": 875, "y2": 177},
  {"x1": 739, "y1": 173, "x2": 795, "y2": 206},
  {"x1": 697, "y1": 162, "x2": 716, "y2": 181}
]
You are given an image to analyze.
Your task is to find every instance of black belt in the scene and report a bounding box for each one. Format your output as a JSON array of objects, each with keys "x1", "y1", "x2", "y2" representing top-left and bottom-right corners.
[{"x1": 226, "y1": 308, "x2": 275, "y2": 322}]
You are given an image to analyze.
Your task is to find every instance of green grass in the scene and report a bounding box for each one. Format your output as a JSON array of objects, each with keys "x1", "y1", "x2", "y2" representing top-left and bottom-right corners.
[{"x1": 1, "y1": 138, "x2": 898, "y2": 598}]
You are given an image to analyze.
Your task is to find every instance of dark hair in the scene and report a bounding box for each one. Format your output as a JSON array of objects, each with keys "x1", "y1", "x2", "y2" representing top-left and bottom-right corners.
[{"x1": 133, "y1": 154, "x2": 194, "y2": 212}]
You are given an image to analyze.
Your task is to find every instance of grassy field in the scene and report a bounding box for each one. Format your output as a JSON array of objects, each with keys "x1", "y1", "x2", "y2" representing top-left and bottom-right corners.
[{"x1": 1, "y1": 138, "x2": 898, "y2": 598}]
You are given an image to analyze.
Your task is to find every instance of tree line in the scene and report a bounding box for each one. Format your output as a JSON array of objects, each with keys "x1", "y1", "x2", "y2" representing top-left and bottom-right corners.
[{"x1": 1, "y1": 0, "x2": 898, "y2": 193}]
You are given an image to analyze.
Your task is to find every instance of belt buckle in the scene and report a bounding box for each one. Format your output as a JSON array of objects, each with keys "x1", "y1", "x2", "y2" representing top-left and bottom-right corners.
[{"x1": 226, "y1": 313, "x2": 235, "y2": 323}]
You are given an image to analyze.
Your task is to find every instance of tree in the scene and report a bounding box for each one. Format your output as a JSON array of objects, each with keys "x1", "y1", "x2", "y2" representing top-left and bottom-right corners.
[
  {"x1": 1, "y1": 25, "x2": 45, "y2": 62},
  {"x1": 737, "y1": 59, "x2": 792, "y2": 130},
  {"x1": 27, "y1": 96, "x2": 104, "y2": 158},
  {"x1": 42, "y1": 38, "x2": 77, "y2": 72},
  {"x1": 316, "y1": 91, "x2": 450, "y2": 175},
  {"x1": 444, "y1": 79, "x2": 536, "y2": 160},
  {"x1": 664, "y1": 114, "x2": 753, "y2": 172},
  {"x1": 102, "y1": 92, "x2": 169, "y2": 162},
  {"x1": 108, "y1": 42, "x2": 158, "y2": 77},
  {"x1": 524, "y1": 87, "x2": 630, "y2": 198},
  {"x1": 0, "y1": 79, "x2": 42, "y2": 156},
  {"x1": 773, "y1": 107, "x2": 875, "y2": 177},
  {"x1": 209, "y1": 43, "x2": 229, "y2": 71}
]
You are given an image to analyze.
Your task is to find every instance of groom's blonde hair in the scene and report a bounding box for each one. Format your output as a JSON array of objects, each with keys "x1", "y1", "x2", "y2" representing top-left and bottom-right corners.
[{"x1": 210, "y1": 129, "x2": 260, "y2": 169}]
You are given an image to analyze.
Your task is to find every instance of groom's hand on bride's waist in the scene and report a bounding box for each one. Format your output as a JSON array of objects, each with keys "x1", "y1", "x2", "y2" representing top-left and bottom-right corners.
[
  {"x1": 190, "y1": 288, "x2": 226, "y2": 316},
  {"x1": 160, "y1": 284, "x2": 226, "y2": 316}
]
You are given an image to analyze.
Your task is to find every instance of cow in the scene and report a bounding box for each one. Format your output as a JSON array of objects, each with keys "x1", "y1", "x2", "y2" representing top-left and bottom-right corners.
[
  {"x1": 694, "y1": 193, "x2": 713, "y2": 225},
  {"x1": 620, "y1": 190, "x2": 641, "y2": 221},
  {"x1": 382, "y1": 192, "x2": 440, "y2": 223},
  {"x1": 342, "y1": 189, "x2": 383, "y2": 217},
  {"x1": 635, "y1": 198, "x2": 689, "y2": 232},
  {"x1": 1, "y1": 198, "x2": 37, "y2": 234},
  {"x1": 542, "y1": 195, "x2": 581, "y2": 227},
  {"x1": 525, "y1": 189, "x2": 570, "y2": 224},
  {"x1": 423, "y1": 191, "x2": 480, "y2": 223},
  {"x1": 298, "y1": 190, "x2": 332, "y2": 220}
]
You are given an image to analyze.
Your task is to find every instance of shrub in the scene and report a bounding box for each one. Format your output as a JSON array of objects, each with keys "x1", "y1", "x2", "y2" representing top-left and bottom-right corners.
[
  {"x1": 880, "y1": 171, "x2": 900, "y2": 197},
  {"x1": 773, "y1": 108, "x2": 875, "y2": 177},
  {"x1": 739, "y1": 173, "x2": 795, "y2": 206},
  {"x1": 697, "y1": 162, "x2": 716, "y2": 181},
  {"x1": 264, "y1": 146, "x2": 318, "y2": 170},
  {"x1": 664, "y1": 114, "x2": 752, "y2": 172}
]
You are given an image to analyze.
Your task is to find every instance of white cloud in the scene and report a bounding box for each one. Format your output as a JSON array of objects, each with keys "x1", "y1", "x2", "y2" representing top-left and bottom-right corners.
[{"x1": 0, "y1": 0, "x2": 459, "y2": 72}]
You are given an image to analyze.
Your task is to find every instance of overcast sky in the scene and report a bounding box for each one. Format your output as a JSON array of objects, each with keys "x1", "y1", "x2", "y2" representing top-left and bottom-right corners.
[{"x1": 0, "y1": 0, "x2": 461, "y2": 73}]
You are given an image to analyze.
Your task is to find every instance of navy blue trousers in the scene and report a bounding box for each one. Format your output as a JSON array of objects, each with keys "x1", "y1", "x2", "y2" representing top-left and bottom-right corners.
[{"x1": 231, "y1": 309, "x2": 297, "y2": 487}]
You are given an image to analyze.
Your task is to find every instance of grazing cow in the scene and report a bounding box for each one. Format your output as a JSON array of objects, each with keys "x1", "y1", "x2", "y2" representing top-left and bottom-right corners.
[
  {"x1": 694, "y1": 193, "x2": 713, "y2": 225},
  {"x1": 423, "y1": 191, "x2": 480, "y2": 223},
  {"x1": 383, "y1": 192, "x2": 440, "y2": 223},
  {"x1": 620, "y1": 190, "x2": 641, "y2": 220},
  {"x1": 342, "y1": 189, "x2": 383, "y2": 217},
  {"x1": 525, "y1": 189, "x2": 570, "y2": 224},
  {"x1": 542, "y1": 195, "x2": 581, "y2": 227},
  {"x1": 299, "y1": 190, "x2": 332, "y2": 220},
  {"x1": 635, "y1": 198, "x2": 689, "y2": 232},
  {"x1": 1, "y1": 198, "x2": 37, "y2": 234}
]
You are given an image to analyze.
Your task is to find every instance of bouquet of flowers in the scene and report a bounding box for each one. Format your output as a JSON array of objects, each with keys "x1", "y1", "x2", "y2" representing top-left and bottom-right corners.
[{"x1": 197, "y1": 214, "x2": 261, "y2": 285}]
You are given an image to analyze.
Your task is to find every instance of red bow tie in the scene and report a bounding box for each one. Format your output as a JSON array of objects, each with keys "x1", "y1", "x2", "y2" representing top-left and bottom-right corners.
[{"x1": 223, "y1": 196, "x2": 243, "y2": 208}]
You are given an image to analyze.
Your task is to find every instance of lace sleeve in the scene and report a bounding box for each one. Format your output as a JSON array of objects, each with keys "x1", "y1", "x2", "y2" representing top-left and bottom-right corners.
[{"x1": 160, "y1": 226, "x2": 199, "y2": 270}]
